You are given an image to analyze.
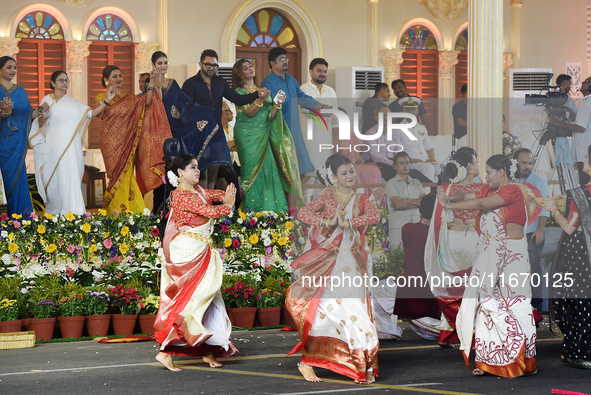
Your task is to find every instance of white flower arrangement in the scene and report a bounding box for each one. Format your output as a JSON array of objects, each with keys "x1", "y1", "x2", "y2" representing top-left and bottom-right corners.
[
  {"x1": 166, "y1": 170, "x2": 179, "y2": 188},
  {"x1": 509, "y1": 159, "x2": 518, "y2": 180},
  {"x1": 326, "y1": 165, "x2": 335, "y2": 184},
  {"x1": 448, "y1": 160, "x2": 467, "y2": 184}
]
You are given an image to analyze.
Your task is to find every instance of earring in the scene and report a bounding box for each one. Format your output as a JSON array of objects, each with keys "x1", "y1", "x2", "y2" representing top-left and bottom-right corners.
[
  {"x1": 105, "y1": 81, "x2": 109, "y2": 88},
  {"x1": 335, "y1": 180, "x2": 339, "y2": 188},
  {"x1": 470, "y1": 169, "x2": 476, "y2": 175},
  {"x1": 177, "y1": 175, "x2": 182, "y2": 184}
]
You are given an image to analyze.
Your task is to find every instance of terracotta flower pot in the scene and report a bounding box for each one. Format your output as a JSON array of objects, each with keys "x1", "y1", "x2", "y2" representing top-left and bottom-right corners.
[
  {"x1": 257, "y1": 306, "x2": 281, "y2": 327},
  {"x1": 0, "y1": 319, "x2": 23, "y2": 333},
  {"x1": 281, "y1": 305, "x2": 296, "y2": 327},
  {"x1": 86, "y1": 314, "x2": 111, "y2": 337},
  {"x1": 22, "y1": 318, "x2": 31, "y2": 331},
  {"x1": 57, "y1": 316, "x2": 86, "y2": 339},
  {"x1": 226, "y1": 307, "x2": 257, "y2": 328},
  {"x1": 29, "y1": 317, "x2": 57, "y2": 341},
  {"x1": 111, "y1": 314, "x2": 138, "y2": 335},
  {"x1": 139, "y1": 315, "x2": 157, "y2": 335}
]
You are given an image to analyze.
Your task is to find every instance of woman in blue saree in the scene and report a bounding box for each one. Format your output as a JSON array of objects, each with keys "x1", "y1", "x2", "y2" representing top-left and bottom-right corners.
[{"x1": 0, "y1": 56, "x2": 44, "y2": 215}]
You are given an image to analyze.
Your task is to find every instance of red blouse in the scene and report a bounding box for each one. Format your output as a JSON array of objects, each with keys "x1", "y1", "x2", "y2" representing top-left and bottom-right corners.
[
  {"x1": 568, "y1": 185, "x2": 591, "y2": 214},
  {"x1": 448, "y1": 182, "x2": 486, "y2": 221},
  {"x1": 476, "y1": 183, "x2": 526, "y2": 226},
  {"x1": 297, "y1": 188, "x2": 380, "y2": 229},
  {"x1": 171, "y1": 187, "x2": 231, "y2": 227}
]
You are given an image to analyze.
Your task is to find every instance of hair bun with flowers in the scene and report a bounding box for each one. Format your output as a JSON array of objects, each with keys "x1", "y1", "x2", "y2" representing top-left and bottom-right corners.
[
  {"x1": 448, "y1": 160, "x2": 467, "y2": 184},
  {"x1": 509, "y1": 158, "x2": 518, "y2": 180},
  {"x1": 316, "y1": 166, "x2": 336, "y2": 186},
  {"x1": 166, "y1": 170, "x2": 179, "y2": 188}
]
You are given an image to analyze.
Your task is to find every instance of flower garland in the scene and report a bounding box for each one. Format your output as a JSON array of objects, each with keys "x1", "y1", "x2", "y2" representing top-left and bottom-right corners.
[
  {"x1": 509, "y1": 158, "x2": 518, "y2": 180},
  {"x1": 448, "y1": 160, "x2": 467, "y2": 184},
  {"x1": 166, "y1": 170, "x2": 178, "y2": 188}
]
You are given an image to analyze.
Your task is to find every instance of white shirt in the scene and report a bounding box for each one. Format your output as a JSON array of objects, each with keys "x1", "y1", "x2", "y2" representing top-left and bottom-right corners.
[
  {"x1": 573, "y1": 95, "x2": 591, "y2": 162},
  {"x1": 397, "y1": 123, "x2": 433, "y2": 161}
]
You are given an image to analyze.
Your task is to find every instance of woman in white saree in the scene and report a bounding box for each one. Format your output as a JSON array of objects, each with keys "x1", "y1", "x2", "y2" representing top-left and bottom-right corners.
[{"x1": 29, "y1": 70, "x2": 116, "y2": 214}]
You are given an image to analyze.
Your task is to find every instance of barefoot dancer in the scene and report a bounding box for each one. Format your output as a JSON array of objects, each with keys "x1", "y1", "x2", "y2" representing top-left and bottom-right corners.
[
  {"x1": 286, "y1": 154, "x2": 380, "y2": 384},
  {"x1": 154, "y1": 154, "x2": 238, "y2": 371},
  {"x1": 437, "y1": 155, "x2": 540, "y2": 378}
]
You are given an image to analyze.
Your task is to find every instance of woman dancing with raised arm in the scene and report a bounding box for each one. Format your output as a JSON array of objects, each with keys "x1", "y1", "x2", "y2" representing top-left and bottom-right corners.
[
  {"x1": 154, "y1": 154, "x2": 238, "y2": 371},
  {"x1": 436, "y1": 154, "x2": 540, "y2": 378},
  {"x1": 286, "y1": 154, "x2": 380, "y2": 384}
]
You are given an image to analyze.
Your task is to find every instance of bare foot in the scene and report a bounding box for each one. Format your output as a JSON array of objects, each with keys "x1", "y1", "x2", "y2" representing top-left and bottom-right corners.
[
  {"x1": 472, "y1": 368, "x2": 485, "y2": 376},
  {"x1": 203, "y1": 353, "x2": 222, "y2": 368},
  {"x1": 438, "y1": 342, "x2": 454, "y2": 348},
  {"x1": 355, "y1": 371, "x2": 376, "y2": 384},
  {"x1": 297, "y1": 362, "x2": 323, "y2": 382},
  {"x1": 155, "y1": 352, "x2": 182, "y2": 371}
]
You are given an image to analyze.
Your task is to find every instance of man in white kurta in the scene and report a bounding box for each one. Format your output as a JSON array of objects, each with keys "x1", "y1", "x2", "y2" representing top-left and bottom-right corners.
[{"x1": 300, "y1": 58, "x2": 339, "y2": 171}]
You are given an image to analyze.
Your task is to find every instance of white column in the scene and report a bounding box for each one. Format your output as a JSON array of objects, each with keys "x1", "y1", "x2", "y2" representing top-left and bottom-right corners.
[
  {"x1": 439, "y1": 50, "x2": 460, "y2": 136},
  {"x1": 157, "y1": 0, "x2": 169, "y2": 55},
  {"x1": 382, "y1": 49, "x2": 405, "y2": 89},
  {"x1": 368, "y1": 0, "x2": 379, "y2": 67},
  {"x1": 468, "y1": 0, "x2": 504, "y2": 165},
  {"x1": 511, "y1": 0, "x2": 522, "y2": 68},
  {"x1": 66, "y1": 41, "x2": 91, "y2": 103},
  {"x1": 0, "y1": 38, "x2": 21, "y2": 83}
]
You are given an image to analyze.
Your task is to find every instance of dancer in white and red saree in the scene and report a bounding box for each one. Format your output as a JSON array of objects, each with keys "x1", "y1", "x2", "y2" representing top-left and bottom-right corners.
[
  {"x1": 286, "y1": 154, "x2": 380, "y2": 384},
  {"x1": 154, "y1": 154, "x2": 238, "y2": 371},
  {"x1": 437, "y1": 154, "x2": 541, "y2": 378}
]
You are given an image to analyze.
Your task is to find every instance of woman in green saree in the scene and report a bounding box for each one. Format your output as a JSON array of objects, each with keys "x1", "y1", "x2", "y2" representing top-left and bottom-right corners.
[{"x1": 231, "y1": 59, "x2": 303, "y2": 212}]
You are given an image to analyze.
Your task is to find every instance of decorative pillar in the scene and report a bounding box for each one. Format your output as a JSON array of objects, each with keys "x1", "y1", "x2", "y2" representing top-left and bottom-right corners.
[
  {"x1": 66, "y1": 41, "x2": 91, "y2": 103},
  {"x1": 502, "y1": 52, "x2": 515, "y2": 125},
  {"x1": 382, "y1": 49, "x2": 405, "y2": 89},
  {"x1": 511, "y1": 0, "x2": 522, "y2": 68},
  {"x1": 468, "y1": 0, "x2": 504, "y2": 167},
  {"x1": 368, "y1": 0, "x2": 379, "y2": 67},
  {"x1": 157, "y1": 0, "x2": 169, "y2": 55},
  {"x1": 135, "y1": 43, "x2": 160, "y2": 94},
  {"x1": 439, "y1": 50, "x2": 460, "y2": 136},
  {"x1": 0, "y1": 38, "x2": 21, "y2": 83}
]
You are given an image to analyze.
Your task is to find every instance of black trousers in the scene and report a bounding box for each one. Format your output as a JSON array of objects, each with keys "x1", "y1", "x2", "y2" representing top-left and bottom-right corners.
[{"x1": 577, "y1": 162, "x2": 590, "y2": 187}]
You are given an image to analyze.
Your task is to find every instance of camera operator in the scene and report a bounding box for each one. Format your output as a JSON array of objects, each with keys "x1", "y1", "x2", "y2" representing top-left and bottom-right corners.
[
  {"x1": 556, "y1": 74, "x2": 578, "y2": 121},
  {"x1": 548, "y1": 77, "x2": 591, "y2": 186}
]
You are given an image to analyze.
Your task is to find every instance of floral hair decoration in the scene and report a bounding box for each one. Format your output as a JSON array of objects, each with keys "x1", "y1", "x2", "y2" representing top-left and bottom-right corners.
[{"x1": 448, "y1": 160, "x2": 467, "y2": 184}]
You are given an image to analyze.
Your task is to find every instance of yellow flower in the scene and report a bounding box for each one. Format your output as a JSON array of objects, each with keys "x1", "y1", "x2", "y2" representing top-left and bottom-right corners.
[
  {"x1": 103, "y1": 232, "x2": 110, "y2": 239},
  {"x1": 285, "y1": 221, "x2": 293, "y2": 230},
  {"x1": 25, "y1": 220, "x2": 31, "y2": 226},
  {"x1": 46, "y1": 244, "x2": 57, "y2": 253},
  {"x1": 82, "y1": 223, "x2": 91, "y2": 233},
  {"x1": 119, "y1": 244, "x2": 129, "y2": 254},
  {"x1": 224, "y1": 238, "x2": 232, "y2": 248},
  {"x1": 249, "y1": 234, "x2": 259, "y2": 245},
  {"x1": 37, "y1": 225, "x2": 46, "y2": 234},
  {"x1": 8, "y1": 243, "x2": 18, "y2": 253},
  {"x1": 65, "y1": 212, "x2": 74, "y2": 221},
  {"x1": 98, "y1": 209, "x2": 107, "y2": 216},
  {"x1": 255, "y1": 212, "x2": 262, "y2": 218},
  {"x1": 121, "y1": 226, "x2": 129, "y2": 236},
  {"x1": 278, "y1": 237, "x2": 287, "y2": 246},
  {"x1": 44, "y1": 213, "x2": 53, "y2": 220},
  {"x1": 11, "y1": 213, "x2": 22, "y2": 219},
  {"x1": 239, "y1": 211, "x2": 246, "y2": 220},
  {"x1": 88, "y1": 245, "x2": 97, "y2": 254},
  {"x1": 8, "y1": 233, "x2": 14, "y2": 241},
  {"x1": 272, "y1": 233, "x2": 278, "y2": 240}
]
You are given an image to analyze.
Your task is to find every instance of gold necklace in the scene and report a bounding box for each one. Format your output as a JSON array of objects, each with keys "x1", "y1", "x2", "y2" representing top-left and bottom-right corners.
[
  {"x1": 178, "y1": 185, "x2": 197, "y2": 193},
  {"x1": 244, "y1": 85, "x2": 259, "y2": 93}
]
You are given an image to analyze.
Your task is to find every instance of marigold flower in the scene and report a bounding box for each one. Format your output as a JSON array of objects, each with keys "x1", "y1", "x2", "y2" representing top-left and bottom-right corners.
[
  {"x1": 278, "y1": 237, "x2": 288, "y2": 246},
  {"x1": 65, "y1": 212, "x2": 74, "y2": 221},
  {"x1": 120, "y1": 244, "x2": 129, "y2": 254},
  {"x1": 249, "y1": 234, "x2": 259, "y2": 244},
  {"x1": 224, "y1": 238, "x2": 232, "y2": 247},
  {"x1": 239, "y1": 211, "x2": 247, "y2": 220},
  {"x1": 121, "y1": 226, "x2": 129, "y2": 236},
  {"x1": 8, "y1": 243, "x2": 18, "y2": 253},
  {"x1": 89, "y1": 245, "x2": 97, "y2": 254},
  {"x1": 98, "y1": 209, "x2": 107, "y2": 216},
  {"x1": 44, "y1": 213, "x2": 54, "y2": 220},
  {"x1": 285, "y1": 221, "x2": 293, "y2": 230},
  {"x1": 46, "y1": 244, "x2": 57, "y2": 253},
  {"x1": 82, "y1": 223, "x2": 91, "y2": 233},
  {"x1": 37, "y1": 225, "x2": 46, "y2": 234},
  {"x1": 103, "y1": 232, "x2": 110, "y2": 239},
  {"x1": 255, "y1": 212, "x2": 262, "y2": 218}
]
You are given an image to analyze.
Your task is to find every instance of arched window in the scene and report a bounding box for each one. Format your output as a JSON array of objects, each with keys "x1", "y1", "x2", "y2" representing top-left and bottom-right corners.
[
  {"x1": 85, "y1": 14, "x2": 133, "y2": 42},
  {"x1": 85, "y1": 13, "x2": 134, "y2": 149},
  {"x1": 236, "y1": 8, "x2": 302, "y2": 83},
  {"x1": 399, "y1": 24, "x2": 439, "y2": 134},
  {"x1": 454, "y1": 28, "x2": 468, "y2": 97},
  {"x1": 15, "y1": 11, "x2": 66, "y2": 108}
]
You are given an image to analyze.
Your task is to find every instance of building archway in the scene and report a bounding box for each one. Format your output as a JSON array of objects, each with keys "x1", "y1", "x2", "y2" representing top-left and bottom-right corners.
[
  {"x1": 453, "y1": 22, "x2": 468, "y2": 98},
  {"x1": 222, "y1": 0, "x2": 322, "y2": 82}
]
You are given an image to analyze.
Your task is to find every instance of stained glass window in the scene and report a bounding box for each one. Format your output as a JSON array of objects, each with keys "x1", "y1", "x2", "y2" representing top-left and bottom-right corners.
[
  {"x1": 399, "y1": 25, "x2": 437, "y2": 50},
  {"x1": 16, "y1": 11, "x2": 64, "y2": 40},
  {"x1": 236, "y1": 9, "x2": 299, "y2": 48},
  {"x1": 86, "y1": 14, "x2": 132, "y2": 42},
  {"x1": 454, "y1": 28, "x2": 468, "y2": 51}
]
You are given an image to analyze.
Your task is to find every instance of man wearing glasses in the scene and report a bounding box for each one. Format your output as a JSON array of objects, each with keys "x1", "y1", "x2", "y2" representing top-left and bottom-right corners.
[
  {"x1": 182, "y1": 49, "x2": 267, "y2": 188},
  {"x1": 549, "y1": 77, "x2": 591, "y2": 186},
  {"x1": 262, "y1": 47, "x2": 331, "y2": 177}
]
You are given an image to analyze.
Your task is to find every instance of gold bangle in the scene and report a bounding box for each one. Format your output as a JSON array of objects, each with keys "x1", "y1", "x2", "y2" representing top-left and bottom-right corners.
[
  {"x1": 551, "y1": 208, "x2": 560, "y2": 218},
  {"x1": 254, "y1": 100, "x2": 263, "y2": 108},
  {"x1": 274, "y1": 103, "x2": 282, "y2": 109}
]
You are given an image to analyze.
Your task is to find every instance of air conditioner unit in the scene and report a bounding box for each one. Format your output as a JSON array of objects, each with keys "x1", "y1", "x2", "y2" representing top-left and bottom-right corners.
[
  {"x1": 336, "y1": 66, "x2": 384, "y2": 123},
  {"x1": 186, "y1": 63, "x2": 234, "y2": 86}
]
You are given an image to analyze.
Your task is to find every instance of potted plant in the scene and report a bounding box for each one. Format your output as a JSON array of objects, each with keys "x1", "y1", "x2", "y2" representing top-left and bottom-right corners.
[
  {"x1": 0, "y1": 298, "x2": 21, "y2": 333},
  {"x1": 57, "y1": 292, "x2": 85, "y2": 339},
  {"x1": 29, "y1": 300, "x2": 57, "y2": 341},
  {"x1": 84, "y1": 288, "x2": 111, "y2": 337},
  {"x1": 137, "y1": 288, "x2": 159, "y2": 335},
  {"x1": 256, "y1": 289, "x2": 283, "y2": 327},
  {"x1": 109, "y1": 284, "x2": 141, "y2": 335},
  {"x1": 222, "y1": 280, "x2": 256, "y2": 328}
]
